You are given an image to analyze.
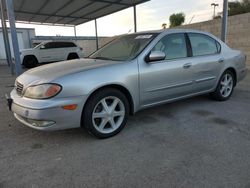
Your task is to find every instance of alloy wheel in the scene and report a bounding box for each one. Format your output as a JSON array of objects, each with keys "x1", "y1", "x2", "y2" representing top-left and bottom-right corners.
[
  {"x1": 220, "y1": 73, "x2": 233, "y2": 98},
  {"x1": 92, "y1": 96, "x2": 125, "y2": 134}
]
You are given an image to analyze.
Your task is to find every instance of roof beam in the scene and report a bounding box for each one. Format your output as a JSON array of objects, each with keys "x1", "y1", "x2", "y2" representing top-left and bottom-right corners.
[
  {"x1": 64, "y1": 0, "x2": 122, "y2": 25},
  {"x1": 15, "y1": 20, "x2": 74, "y2": 26},
  {"x1": 90, "y1": 0, "x2": 131, "y2": 6},
  {"x1": 42, "y1": 0, "x2": 73, "y2": 23},
  {"x1": 15, "y1": 10, "x2": 82, "y2": 20},
  {"x1": 17, "y1": 0, "x2": 26, "y2": 11},
  {"x1": 53, "y1": 1, "x2": 95, "y2": 24},
  {"x1": 29, "y1": 0, "x2": 50, "y2": 21},
  {"x1": 81, "y1": 3, "x2": 113, "y2": 18}
]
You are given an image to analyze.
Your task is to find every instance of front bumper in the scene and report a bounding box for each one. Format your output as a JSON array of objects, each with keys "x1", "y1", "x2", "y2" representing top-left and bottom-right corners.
[{"x1": 7, "y1": 90, "x2": 87, "y2": 131}]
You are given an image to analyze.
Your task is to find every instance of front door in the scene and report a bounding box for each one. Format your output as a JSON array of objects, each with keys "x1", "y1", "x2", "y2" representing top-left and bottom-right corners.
[{"x1": 139, "y1": 33, "x2": 194, "y2": 107}]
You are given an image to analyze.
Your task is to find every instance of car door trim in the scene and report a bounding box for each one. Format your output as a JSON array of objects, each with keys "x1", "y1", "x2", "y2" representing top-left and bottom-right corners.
[
  {"x1": 145, "y1": 81, "x2": 193, "y2": 93},
  {"x1": 195, "y1": 76, "x2": 216, "y2": 83},
  {"x1": 141, "y1": 89, "x2": 214, "y2": 108}
]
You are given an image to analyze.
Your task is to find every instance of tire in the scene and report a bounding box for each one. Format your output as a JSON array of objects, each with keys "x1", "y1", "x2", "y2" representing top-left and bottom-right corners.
[
  {"x1": 23, "y1": 56, "x2": 38, "y2": 68},
  {"x1": 82, "y1": 88, "x2": 129, "y2": 138},
  {"x1": 67, "y1": 53, "x2": 79, "y2": 60},
  {"x1": 210, "y1": 70, "x2": 236, "y2": 101}
]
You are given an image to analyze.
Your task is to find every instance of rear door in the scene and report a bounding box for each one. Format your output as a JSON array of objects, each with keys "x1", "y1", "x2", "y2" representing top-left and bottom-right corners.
[
  {"x1": 139, "y1": 33, "x2": 194, "y2": 106},
  {"x1": 52, "y1": 42, "x2": 69, "y2": 61},
  {"x1": 39, "y1": 42, "x2": 59, "y2": 62},
  {"x1": 56, "y1": 42, "x2": 77, "y2": 61},
  {"x1": 187, "y1": 33, "x2": 223, "y2": 93}
]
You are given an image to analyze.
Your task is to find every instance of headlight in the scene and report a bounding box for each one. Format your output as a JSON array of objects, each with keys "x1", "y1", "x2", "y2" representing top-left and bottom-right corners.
[{"x1": 24, "y1": 84, "x2": 62, "y2": 99}]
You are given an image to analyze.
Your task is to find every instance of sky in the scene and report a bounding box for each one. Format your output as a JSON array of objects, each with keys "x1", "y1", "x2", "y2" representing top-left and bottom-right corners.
[{"x1": 13, "y1": 0, "x2": 224, "y2": 37}]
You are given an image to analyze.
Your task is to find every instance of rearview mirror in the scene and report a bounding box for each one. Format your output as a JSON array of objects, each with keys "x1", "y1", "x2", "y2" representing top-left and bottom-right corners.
[{"x1": 145, "y1": 51, "x2": 166, "y2": 62}]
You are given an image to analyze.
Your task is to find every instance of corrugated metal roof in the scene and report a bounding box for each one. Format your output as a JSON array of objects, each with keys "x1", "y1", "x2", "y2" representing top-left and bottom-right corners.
[
  {"x1": 13, "y1": 0, "x2": 149, "y2": 26},
  {"x1": 32, "y1": 36, "x2": 109, "y2": 41}
]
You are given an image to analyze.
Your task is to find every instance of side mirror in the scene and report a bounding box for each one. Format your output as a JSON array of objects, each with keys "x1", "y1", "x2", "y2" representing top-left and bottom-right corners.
[
  {"x1": 145, "y1": 51, "x2": 166, "y2": 62},
  {"x1": 40, "y1": 45, "x2": 45, "y2": 49}
]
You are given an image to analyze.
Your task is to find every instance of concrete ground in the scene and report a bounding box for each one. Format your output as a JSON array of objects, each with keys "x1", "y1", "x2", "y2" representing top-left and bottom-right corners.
[{"x1": 0, "y1": 64, "x2": 250, "y2": 188}]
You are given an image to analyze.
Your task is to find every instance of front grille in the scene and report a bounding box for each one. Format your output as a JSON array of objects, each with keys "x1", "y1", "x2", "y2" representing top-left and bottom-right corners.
[{"x1": 16, "y1": 81, "x2": 24, "y2": 96}]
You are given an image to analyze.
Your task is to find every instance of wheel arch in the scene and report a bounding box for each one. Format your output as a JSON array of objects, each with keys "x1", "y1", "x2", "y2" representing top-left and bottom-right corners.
[
  {"x1": 225, "y1": 67, "x2": 237, "y2": 86},
  {"x1": 84, "y1": 84, "x2": 135, "y2": 115},
  {"x1": 23, "y1": 55, "x2": 38, "y2": 64},
  {"x1": 67, "y1": 52, "x2": 79, "y2": 60}
]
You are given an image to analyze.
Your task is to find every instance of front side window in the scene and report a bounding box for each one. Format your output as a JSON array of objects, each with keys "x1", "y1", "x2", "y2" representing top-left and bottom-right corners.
[
  {"x1": 90, "y1": 33, "x2": 158, "y2": 61},
  {"x1": 151, "y1": 33, "x2": 187, "y2": 60},
  {"x1": 188, "y1": 33, "x2": 219, "y2": 56}
]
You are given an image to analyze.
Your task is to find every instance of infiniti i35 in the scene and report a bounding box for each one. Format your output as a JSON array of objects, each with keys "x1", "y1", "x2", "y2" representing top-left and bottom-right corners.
[{"x1": 7, "y1": 29, "x2": 247, "y2": 138}]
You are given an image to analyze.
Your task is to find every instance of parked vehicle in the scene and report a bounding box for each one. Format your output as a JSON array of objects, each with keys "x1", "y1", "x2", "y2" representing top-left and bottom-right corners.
[
  {"x1": 7, "y1": 29, "x2": 247, "y2": 138},
  {"x1": 20, "y1": 41, "x2": 84, "y2": 67}
]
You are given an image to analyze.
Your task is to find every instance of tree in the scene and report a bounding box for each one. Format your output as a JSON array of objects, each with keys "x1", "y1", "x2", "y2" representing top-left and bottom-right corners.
[
  {"x1": 228, "y1": 0, "x2": 250, "y2": 16},
  {"x1": 169, "y1": 13, "x2": 185, "y2": 27},
  {"x1": 213, "y1": 15, "x2": 222, "y2": 19},
  {"x1": 162, "y1": 23, "x2": 167, "y2": 29},
  {"x1": 213, "y1": 12, "x2": 222, "y2": 19}
]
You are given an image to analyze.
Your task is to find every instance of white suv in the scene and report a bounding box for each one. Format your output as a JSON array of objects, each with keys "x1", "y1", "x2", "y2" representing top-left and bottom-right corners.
[{"x1": 20, "y1": 41, "x2": 84, "y2": 68}]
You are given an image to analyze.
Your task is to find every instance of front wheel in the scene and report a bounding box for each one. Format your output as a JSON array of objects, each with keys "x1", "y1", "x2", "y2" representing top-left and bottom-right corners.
[
  {"x1": 82, "y1": 88, "x2": 129, "y2": 138},
  {"x1": 23, "y1": 56, "x2": 38, "y2": 68},
  {"x1": 210, "y1": 70, "x2": 235, "y2": 101}
]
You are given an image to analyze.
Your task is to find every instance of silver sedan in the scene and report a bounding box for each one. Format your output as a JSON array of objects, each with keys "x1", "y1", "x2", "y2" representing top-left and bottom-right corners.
[{"x1": 7, "y1": 29, "x2": 247, "y2": 138}]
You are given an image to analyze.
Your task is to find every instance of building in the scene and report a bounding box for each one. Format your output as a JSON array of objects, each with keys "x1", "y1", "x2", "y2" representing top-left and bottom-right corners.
[{"x1": 0, "y1": 27, "x2": 35, "y2": 60}]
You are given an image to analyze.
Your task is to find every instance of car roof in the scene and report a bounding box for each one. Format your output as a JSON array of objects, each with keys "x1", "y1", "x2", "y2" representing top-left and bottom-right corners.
[
  {"x1": 129, "y1": 28, "x2": 220, "y2": 42},
  {"x1": 50, "y1": 40, "x2": 74, "y2": 43},
  {"x1": 43, "y1": 41, "x2": 75, "y2": 43},
  {"x1": 135, "y1": 28, "x2": 211, "y2": 35}
]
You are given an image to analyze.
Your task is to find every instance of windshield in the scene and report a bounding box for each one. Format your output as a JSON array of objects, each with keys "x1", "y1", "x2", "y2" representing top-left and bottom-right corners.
[
  {"x1": 34, "y1": 43, "x2": 44, "y2": 49},
  {"x1": 89, "y1": 33, "x2": 158, "y2": 61}
]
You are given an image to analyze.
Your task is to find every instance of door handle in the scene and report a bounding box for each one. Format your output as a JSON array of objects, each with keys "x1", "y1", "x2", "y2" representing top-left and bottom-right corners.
[
  {"x1": 218, "y1": 58, "x2": 224, "y2": 63},
  {"x1": 183, "y1": 63, "x2": 192, "y2": 69}
]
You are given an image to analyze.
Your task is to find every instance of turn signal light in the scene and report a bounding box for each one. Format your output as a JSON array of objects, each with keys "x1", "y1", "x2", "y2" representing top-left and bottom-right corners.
[{"x1": 62, "y1": 104, "x2": 78, "y2": 110}]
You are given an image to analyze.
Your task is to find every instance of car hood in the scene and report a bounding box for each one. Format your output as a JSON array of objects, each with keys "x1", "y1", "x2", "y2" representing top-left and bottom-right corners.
[
  {"x1": 20, "y1": 48, "x2": 34, "y2": 53},
  {"x1": 17, "y1": 58, "x2": 123, "y2": 87}
]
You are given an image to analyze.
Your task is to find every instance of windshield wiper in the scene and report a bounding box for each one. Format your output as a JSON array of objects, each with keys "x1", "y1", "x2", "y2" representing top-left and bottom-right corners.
[{"x1": 92, "y1": 57, "x2": 114, "y2": 60}]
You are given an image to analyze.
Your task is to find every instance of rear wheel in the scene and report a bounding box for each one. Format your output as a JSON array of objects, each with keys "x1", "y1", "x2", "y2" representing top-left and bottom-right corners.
[
  {"x1": 82, "y1": 88, "x2": 129, "y2": 138},
  {"x1": 67, "y1": 53, "x2": 79, "y2": 60},
  {"x1": 23, "y1": 56, "x2": 38, "y2": 68},
  {"x1": 210, "y1": 70, "x2": 235, "y2": 101}
]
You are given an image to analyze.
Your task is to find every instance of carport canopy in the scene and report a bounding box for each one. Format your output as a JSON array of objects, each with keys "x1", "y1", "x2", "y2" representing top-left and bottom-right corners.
[
  {"x1": 0, "y1": 0, "x2": 149, "y2": 76},
  {"x1": 14, "y1": 0, "x2": 149, "y2": 26}
]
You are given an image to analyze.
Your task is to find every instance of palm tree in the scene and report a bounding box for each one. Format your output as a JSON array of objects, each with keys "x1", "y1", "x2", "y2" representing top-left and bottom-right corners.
[{"x1": 162, "y1": 23, "x2": 167, "y2": 29}]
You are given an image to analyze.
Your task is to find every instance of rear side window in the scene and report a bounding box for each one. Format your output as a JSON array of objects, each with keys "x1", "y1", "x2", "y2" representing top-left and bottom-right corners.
[
  {"x1": 44, "y1": 42, "x2": 57, "y2": 49},
  {"x1": 56, "y1": 42, "x2": 76, "y2": 48},
  {"x1": 188, "y1": 33, "x2": 220, "y2": 56},
  {"x1": 151, "y1": 33, "x2": 187, "y2": 60}
]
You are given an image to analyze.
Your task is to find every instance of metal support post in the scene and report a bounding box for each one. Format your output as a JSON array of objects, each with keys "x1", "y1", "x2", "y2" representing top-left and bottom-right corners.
[{"x1": 5, "y1": 0, "x2": 22, "y2": 75}]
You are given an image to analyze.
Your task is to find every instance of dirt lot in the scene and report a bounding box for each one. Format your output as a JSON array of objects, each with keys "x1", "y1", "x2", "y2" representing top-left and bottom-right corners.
[{"x1": 0, "y1": 65, "x2": 250, "y2": 188}]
